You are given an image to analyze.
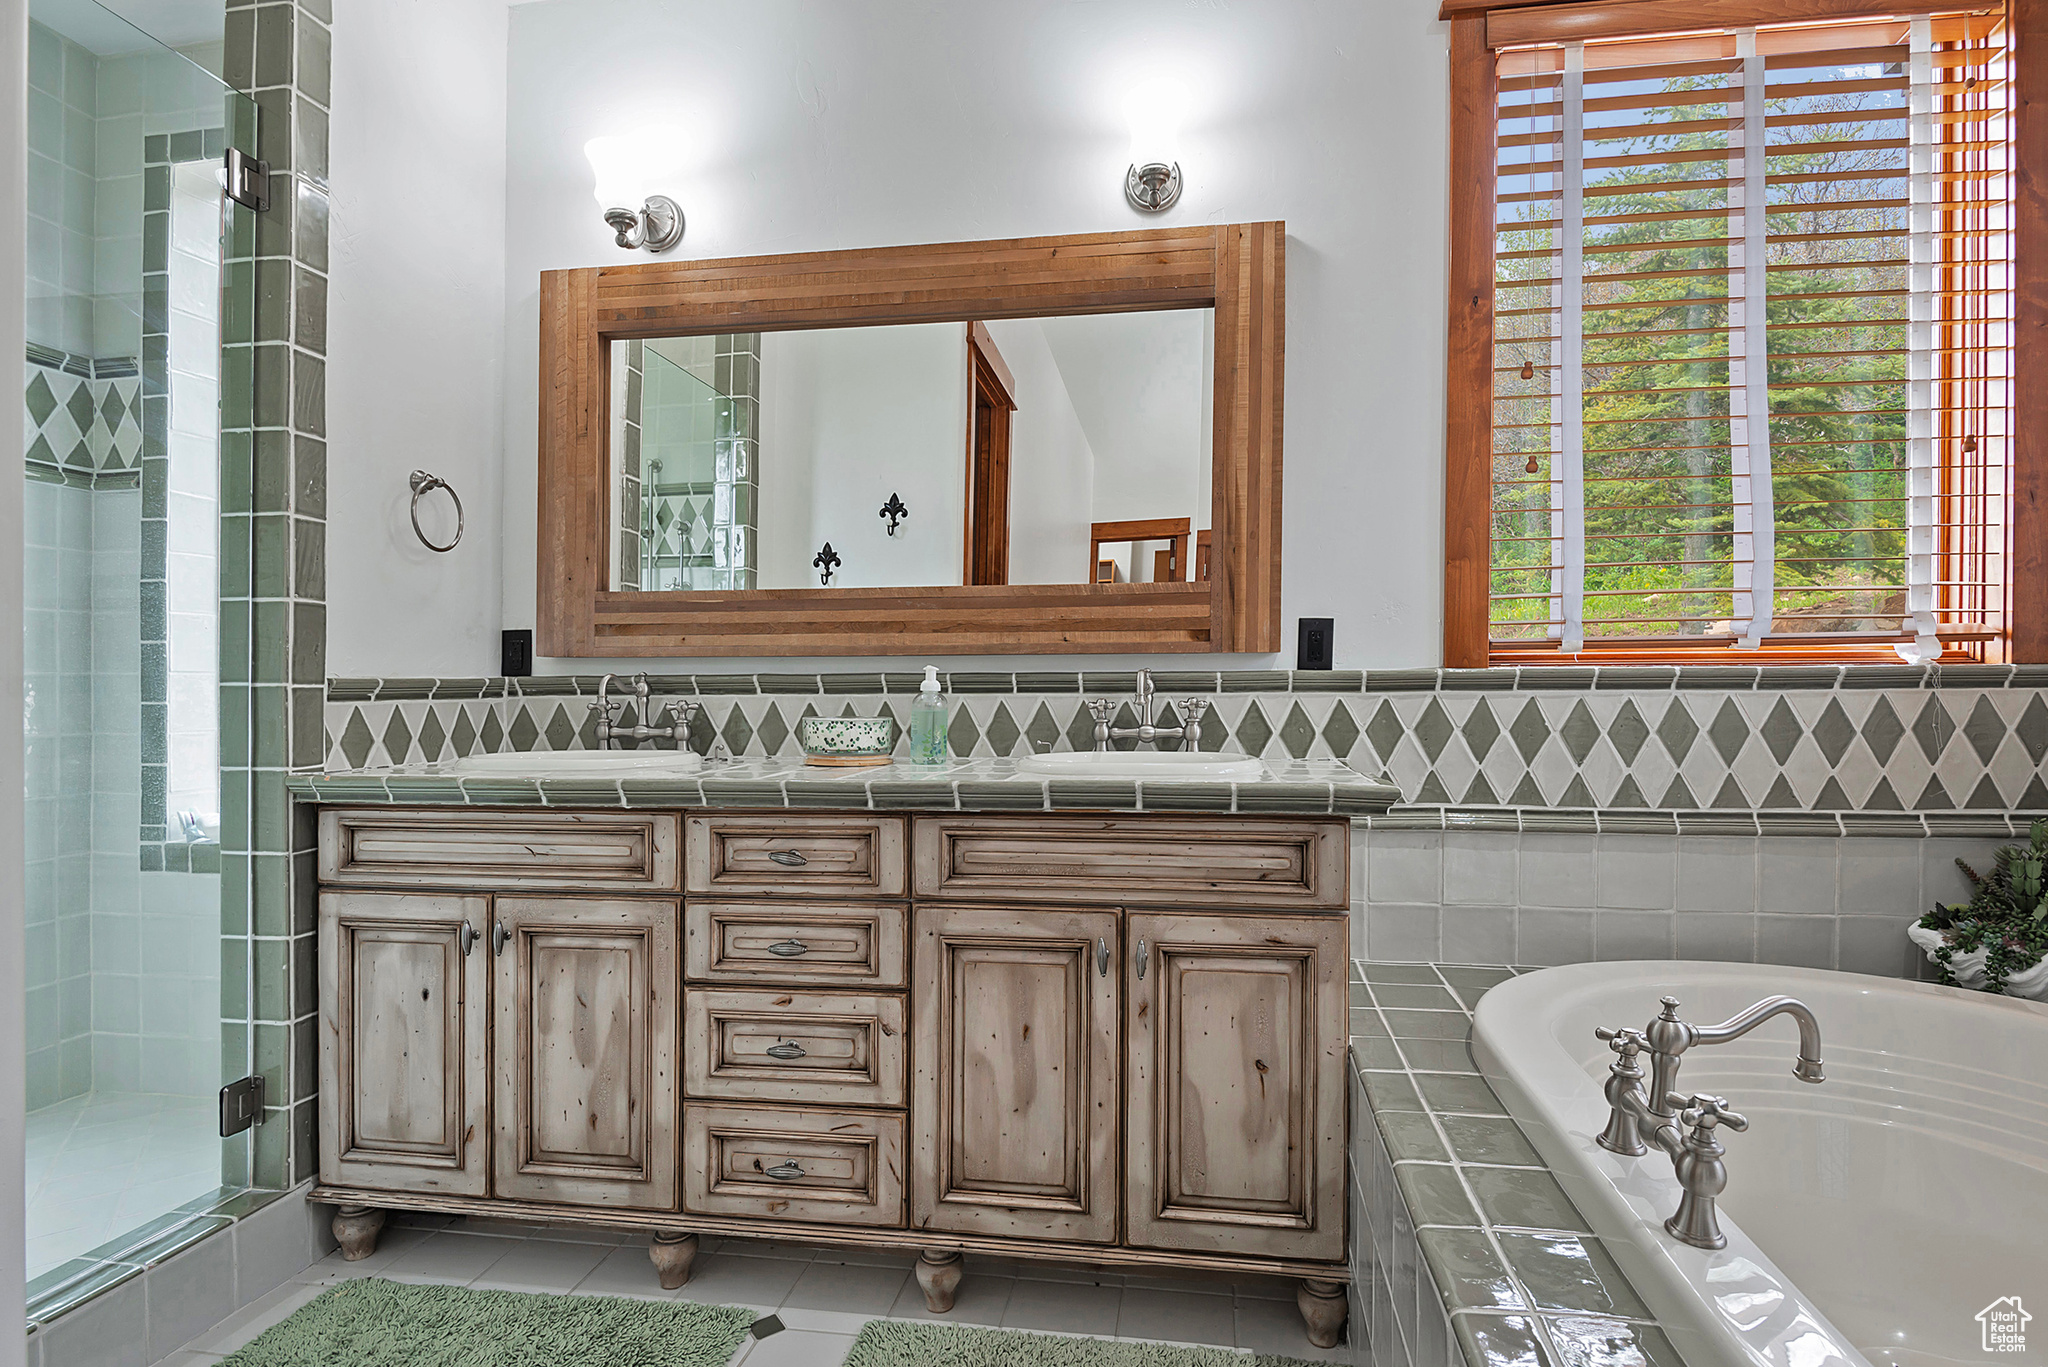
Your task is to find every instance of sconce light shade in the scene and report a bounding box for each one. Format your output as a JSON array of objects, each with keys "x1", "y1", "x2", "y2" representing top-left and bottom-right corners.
[
  {"x1": 1122, "y1": 78, "x2": 1189, "y2": 212},
  {"x1": 584, "y1": 129, "x2": 687, "y2": 252}
]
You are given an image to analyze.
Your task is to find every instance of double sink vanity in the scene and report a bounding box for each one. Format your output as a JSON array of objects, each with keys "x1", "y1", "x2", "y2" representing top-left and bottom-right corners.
[{"x1": 302, "y1": 746, "x2": 1391, "y2": 1347}]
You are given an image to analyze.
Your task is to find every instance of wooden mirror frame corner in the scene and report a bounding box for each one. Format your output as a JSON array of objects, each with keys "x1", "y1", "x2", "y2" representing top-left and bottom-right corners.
[{"x1": 537, "y1": 222, "x2": 1284, "y2": 657}]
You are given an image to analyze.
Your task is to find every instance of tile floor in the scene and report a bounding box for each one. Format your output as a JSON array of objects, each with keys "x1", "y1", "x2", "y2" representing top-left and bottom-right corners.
[
  {"x1": 148, "y1": 1212, "x2": 1349, "y2": 1365},
  {"x1": 27, "y1": 1093, "x2": 223, "y2": 1280}
]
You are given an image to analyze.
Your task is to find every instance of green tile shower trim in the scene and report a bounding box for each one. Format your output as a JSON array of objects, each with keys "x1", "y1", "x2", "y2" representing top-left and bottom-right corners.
[{"x1": 1350, "y1": 960, "x2": 1683, "y2": 1367}]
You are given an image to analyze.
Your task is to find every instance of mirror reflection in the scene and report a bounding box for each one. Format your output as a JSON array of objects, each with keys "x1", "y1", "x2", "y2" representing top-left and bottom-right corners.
[{"x1": 607, "y1": 309, "x2": 1213, "y2": 592}]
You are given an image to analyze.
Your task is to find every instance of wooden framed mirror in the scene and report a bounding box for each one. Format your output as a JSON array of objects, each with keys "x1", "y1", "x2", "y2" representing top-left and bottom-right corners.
[{"x1": 537, "y1": 222, "x2": 1283, "y2": 657}]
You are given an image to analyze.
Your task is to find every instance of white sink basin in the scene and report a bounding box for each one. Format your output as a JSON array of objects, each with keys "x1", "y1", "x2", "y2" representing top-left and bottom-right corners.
[
  {"x1": 1015, "y1": 751, "x2": 1262, "y2": 781},
  {"x1": 447, "y1": 749, "x2": 703, "y2": 777}
]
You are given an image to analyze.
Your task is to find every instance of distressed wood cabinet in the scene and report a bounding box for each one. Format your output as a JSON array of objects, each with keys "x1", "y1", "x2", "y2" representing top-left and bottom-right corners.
[{"x1": 312, "y1": 806, "x2": 1351, "y2": 1347}]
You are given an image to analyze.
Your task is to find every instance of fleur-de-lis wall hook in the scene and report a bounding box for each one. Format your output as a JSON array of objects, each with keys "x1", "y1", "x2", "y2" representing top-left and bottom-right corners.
[
  {"x1": 813, "y1": 542, "x2": 842, "y2": 586},
  {"x1": 879, "y1": 492, "x2": 908, "y2": 536}
]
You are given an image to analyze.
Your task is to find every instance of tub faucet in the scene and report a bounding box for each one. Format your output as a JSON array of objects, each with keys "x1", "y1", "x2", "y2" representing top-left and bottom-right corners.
[
  {"x1": 1087, "y1": 670, "x2": 1211, "y2": 751},
  {"x1": 590, "y1": 673, "x2": 696, "y2": 750},
  {"x1": 1591, "y1": 994, "x2": 1825, "y2": 1249}
]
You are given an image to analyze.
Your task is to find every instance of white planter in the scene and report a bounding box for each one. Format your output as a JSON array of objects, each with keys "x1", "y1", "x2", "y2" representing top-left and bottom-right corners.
[{"x1": 1907, "y1": 922, "x2": 2048, "y2": 1000}]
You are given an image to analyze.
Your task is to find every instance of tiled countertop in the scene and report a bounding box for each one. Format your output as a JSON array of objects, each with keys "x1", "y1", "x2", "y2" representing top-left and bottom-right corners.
[
  {"x1": 285, "y1": 755, "x2": 1401, "y2": 817},
  {"x1": 1351, "y1": 960, "x2": 1683, "y2": 1367}
]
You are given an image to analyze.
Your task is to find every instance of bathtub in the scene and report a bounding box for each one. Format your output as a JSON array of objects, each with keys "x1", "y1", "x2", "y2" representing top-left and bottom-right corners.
[{"x1": 1471, "y1": 962, "x2": 2048, "y2": 1367}]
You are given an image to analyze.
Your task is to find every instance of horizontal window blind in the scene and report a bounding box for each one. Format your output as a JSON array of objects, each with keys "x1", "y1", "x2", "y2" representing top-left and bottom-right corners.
[{"x1": 1489, "y1": 8, "x2": 2011, "y2": 660}]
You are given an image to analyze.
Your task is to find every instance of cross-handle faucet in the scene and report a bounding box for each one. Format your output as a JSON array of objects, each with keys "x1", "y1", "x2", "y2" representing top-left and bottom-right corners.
[
  {"x1": 589, "y1": 673, "x2": 697, "y2": 750},
  {"x1": 1088, "y1": 669, "x2": 1211, "y2": 752},
  {"x1": 1592, "y1": 994, "x2": 1822, "y2": 1249}
]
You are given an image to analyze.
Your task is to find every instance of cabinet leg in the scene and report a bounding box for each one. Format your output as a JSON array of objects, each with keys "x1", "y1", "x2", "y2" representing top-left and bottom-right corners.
[
  {"x1": 331, "y1": 1206, "x2": 386, "y2": 1262},
  {"x1": 915, "y1": 1249, "x2": 964, "y2": 1313},
  {"x1": 1297, "y1": 1278, "x2": 1347, "y2": 1350},
  {"x1": 648, "y1": 1232, "x2": 699, "y2": 1290}
]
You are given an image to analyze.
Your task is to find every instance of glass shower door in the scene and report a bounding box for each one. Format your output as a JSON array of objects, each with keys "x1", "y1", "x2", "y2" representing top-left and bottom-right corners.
[{"x1": 21, "y1": 0, "x2": 256, "y2": 1290}]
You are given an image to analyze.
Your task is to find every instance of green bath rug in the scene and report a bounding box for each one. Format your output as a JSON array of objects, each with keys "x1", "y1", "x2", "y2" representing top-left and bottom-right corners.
[
  {"x1": 843, "y1": 1319, "x2": 1325, "y2": 1366},
  {"x1": 217, "y1": 1277, "x2": 755, "y2": 1367}
]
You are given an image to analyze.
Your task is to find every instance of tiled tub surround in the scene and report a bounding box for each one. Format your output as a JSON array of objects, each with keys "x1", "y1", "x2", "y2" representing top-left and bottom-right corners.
[
  {"x1": 321, "y1": 667, "x2": 2048, "y2": 817},
  {"x1": 1348, "y1": 961, "x2": 1681, "y2": 1367}
]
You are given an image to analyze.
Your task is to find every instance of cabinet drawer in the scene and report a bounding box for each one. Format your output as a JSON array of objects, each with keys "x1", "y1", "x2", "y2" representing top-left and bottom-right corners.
[
  {"x1": 684, "y1": 989, "x2": 906, "y2": 1107},
  {"x1": 912, "y1": 816, "x2": 1347, "y2": 909},
  {"x1": 685, "y1": 815, "x2": 906, "y2": 897},
  {"x1": 320, "y1": 808, "x2": 680, "y2": 892},
  {"x1": 685, "y1": 901, "x2": 906, "y2": 989},
  {"x1": 683, "y1": 1103, "x2": 905, "y2": 1227}
]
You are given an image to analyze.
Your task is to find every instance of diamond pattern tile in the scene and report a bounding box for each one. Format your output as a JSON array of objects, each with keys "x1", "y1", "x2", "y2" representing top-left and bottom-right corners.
[
  {"x1": 756, "y1": 702, "x2": 790, "y2": 756},
  {"x1": 450, "y1": 706, "x2": 477, "y2": 758},
  {"x1": 1759, "y1": 697, "x2": 1805, "y2": 765},
  {"x1": 1961, "y1": 695, "x2": 2006, "y2": 765},
  {"x1": 1235, "y1": 701, "x2": 1274, "y2": 758},
  {"x1": 480, "y1": 708, "x2": 505, "y2": 753},
  {"x1": 1607, "y1": 699, "x2": 1650, "y2": 765},
  {"x1": 381, "y1": 709, "x2": 413, "y2": 768},
  {"x1": 1654, "y1": 699, "x2": 1699, "y2": 764},
  {"x1": 1707, "y1": 699, "x2": 1751, "y2": 765},
  {"x1": 985, "y1": 702, "x2": 1021, "y2": 757},
  {"x1": 1861, "y1": 696, "x2": 1906, "y2": 764},
  {"x1": 1277, "y1": 701, "x2": 1316, "y2": 760},
  {"x1": 507, "y1": 706, "x2": 538, "y2": 752},
  {"x1": 1508, "y1": 699, "x2": 1550, "y2": 764},
  {"x1": 416, "y1": 708, "x2": 446, "y2": 763},
  {"x1": 719, "y1": 703, "x2": 754, "y2": 755},
  {"x1": 1461, "y1": 698, "x2": 1501, "y2": 762},
  {"x1": 1912, "y1": 695, "x2": 1952, "y2": 762},
  {"x1": 1559, "y1": 701, "x2": 1601, "y2": 765},
  {"x1": 1414, "y1": 698, "x2": 1455, "y2": 763},
  {"x1": 1025, "y1": 703, "x2": 1062, "y2": 754},
  {"x1": 1365, "y1": 700, "x2": 1406, "y2": 766},
  {"x1": 543, "y1": 704, "x2": 576, "y2": 752},
  {"x1": 337, "y1": 710, "x2": 374, "y2": 770},
  {"x1": 947, "y1": 705, "x2": 980, "y2": 759},
  {"x1": 2016, "y1": 694, "x2": 2048, "y2": 764},
  {"x1": 1322, "y1": 700, "x2": 1360, "y2": 759},
  {"x1": 63, "y1": 381, "x2": 93, "y2": 433},
  {"x1": 24, "y1": 372, "x2": 57, "y2": 427},
  {"x1": 1811, "y1": 699, "x2": 1856, "y2": 767}
]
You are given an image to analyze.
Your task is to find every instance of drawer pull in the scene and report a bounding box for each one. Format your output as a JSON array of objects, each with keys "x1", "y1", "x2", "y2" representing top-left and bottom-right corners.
[
  {"x1": 765, "y1": 1041, "x2": 807, "y2": 1061},
  {"x1": 768, "y1": 850, "x2": 809, "y2": 868},
  {"x1": 766, "y1": 939, "x2": 810, "y2": 958},
  {"x1": 764, "y1": 1161, "x2": 805, "y2": 1181}
]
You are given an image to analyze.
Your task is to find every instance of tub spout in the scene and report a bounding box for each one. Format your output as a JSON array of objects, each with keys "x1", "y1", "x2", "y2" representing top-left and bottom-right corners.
[{"x1": 1690, "y1": 995, "x2": 1826, "y2": 1085}]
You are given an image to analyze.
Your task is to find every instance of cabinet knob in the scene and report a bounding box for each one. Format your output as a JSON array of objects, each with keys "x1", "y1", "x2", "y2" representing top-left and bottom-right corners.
[
  {"x1": 766, "y1": 939, "x2": 810, "y2": 958},
  {"x1": 491, "y1": 921, "x2": 508, "y2": 956},
  {"x1": 458, "y1": 922, "x2": 476, "y2": 957},
  {"x1": 764, "y1": 1161, "x2": 805, "y2": 1181},
  {"x1": 765, "y1": 1041, "x2": 807, "y2": 1061},
  {"x1": 768, "y1": 849, "x2": 809, "y2": 868},
  {"x1": 1096, "y1": 938, "x2": 1110, "y2": 977},
  {"x1": 1136, "y1": 938, "x2": 1148, "y2": 979}
]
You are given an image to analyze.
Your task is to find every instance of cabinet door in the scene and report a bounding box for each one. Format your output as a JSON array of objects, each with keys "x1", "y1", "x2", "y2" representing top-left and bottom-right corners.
[
  {"x1": 1125, "y1": 912, "x2": 1346, "y2": 1260},
  {"x1": 911, "y1": 904, "x2": 1119, "y2": 1242},
  {"x1": 318, "y1": 891, "x2": 490, "y2": 1196},
  {"x1": 492, "y1": 896, "x2": 680, "y2": 1210}
]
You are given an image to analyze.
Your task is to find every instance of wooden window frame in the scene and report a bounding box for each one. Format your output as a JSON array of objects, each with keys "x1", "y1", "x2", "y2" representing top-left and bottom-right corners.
[
  {"x1": 1441, "y1": 0, "x2": 2045, "y2": 666},
  {"x1": 537, "y1": 224, "x2": 1284, "y2": 658}
]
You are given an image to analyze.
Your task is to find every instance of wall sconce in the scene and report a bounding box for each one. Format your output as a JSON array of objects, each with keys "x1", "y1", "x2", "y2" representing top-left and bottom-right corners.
[
  {"x1": 1123, "y1": 78, "x2": 1189, "y2": 212},
  {"x1": 584, "y1": 130, "x2": 686, "y2": 253}
]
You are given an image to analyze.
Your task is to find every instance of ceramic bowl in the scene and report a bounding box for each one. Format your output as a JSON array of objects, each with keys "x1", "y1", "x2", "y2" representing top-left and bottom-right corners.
[{"x1": 799, "y1": 715, "x2": 897, "y2": 757}]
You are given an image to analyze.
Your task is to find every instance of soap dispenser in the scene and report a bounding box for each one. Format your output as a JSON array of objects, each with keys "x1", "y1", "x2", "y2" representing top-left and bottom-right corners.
[{"x1": 907, "y1": 666, "x2": 949, "y2": 767}]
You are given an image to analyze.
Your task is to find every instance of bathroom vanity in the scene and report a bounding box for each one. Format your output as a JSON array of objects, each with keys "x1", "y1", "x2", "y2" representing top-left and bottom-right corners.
[{"x1": 307, "y1": 801, "x2": 1356, "y2": 1343}]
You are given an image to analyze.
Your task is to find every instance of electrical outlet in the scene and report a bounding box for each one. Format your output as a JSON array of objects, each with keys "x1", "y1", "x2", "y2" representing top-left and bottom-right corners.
[
  {"x1": 1297, "y1": 618, "x2": 1334, "y2": 671},
  {"x1": 502, "y1": 629, "x2": 534, "y2": 677}
]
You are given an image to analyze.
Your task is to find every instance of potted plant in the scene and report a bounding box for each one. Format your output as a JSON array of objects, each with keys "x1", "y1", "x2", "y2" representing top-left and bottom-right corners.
[{"x1": 1909, "y1": 818, "x2": 2048, "y2": 999}]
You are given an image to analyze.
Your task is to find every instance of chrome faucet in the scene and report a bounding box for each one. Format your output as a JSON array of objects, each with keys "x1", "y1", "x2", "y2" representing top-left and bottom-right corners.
[
  {"x1": 1087, "y1": 669, "x2": 1211, "y2": 752},
  {"x1": 589, "y1": 673, "x2": 697, "y2": 750},
  {"x1": 1591, "y1": 994, "x2": 1825, "y2": 1249}
]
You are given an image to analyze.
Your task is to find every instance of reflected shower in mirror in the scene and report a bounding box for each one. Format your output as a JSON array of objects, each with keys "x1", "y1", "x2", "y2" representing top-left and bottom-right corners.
[{"x1": 606, "y1": 308, "x2": 1214, "y2": 592}]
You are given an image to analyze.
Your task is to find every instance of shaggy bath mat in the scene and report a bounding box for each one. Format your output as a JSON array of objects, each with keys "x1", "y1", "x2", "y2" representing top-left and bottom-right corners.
[
  {"x1": 216, "y1": 1277, "x2": 755, "y2": 1366},
  {"x1": 842, "y1": 1319, "x2": 1325, "y2": 1366}
]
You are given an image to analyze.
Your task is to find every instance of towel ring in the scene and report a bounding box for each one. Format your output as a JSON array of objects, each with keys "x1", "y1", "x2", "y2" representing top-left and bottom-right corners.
[{"x1": 409, "y1": 471, "x2": 463, "y2": 553}]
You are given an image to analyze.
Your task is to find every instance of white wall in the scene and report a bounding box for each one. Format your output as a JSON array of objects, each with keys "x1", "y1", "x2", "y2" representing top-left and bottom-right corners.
[
  {"x1": 756, "y1": 322, "x2": 965, "y2": 590},
  {"x1": 979, "y1": 316, "x2": 1095, "y2": 586},
  {"x1": 1036, "y1": 310, "x2": 1206, "y2": 531},
  {"x1": 324, "y1": 0, "x2": 508, "y2": 676},
  {"x1": 474, "y1": 0, "x2": 1450, "y2": 672},
  {"x1": 4, "y1": 0, "x2": 35, "y2": 1353}
]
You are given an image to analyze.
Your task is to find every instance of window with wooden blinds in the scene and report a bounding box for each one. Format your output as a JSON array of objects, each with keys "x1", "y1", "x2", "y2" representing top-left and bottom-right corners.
[{"x1": 1479, "y1": 7, "x2": 2012, "y2": 663}]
